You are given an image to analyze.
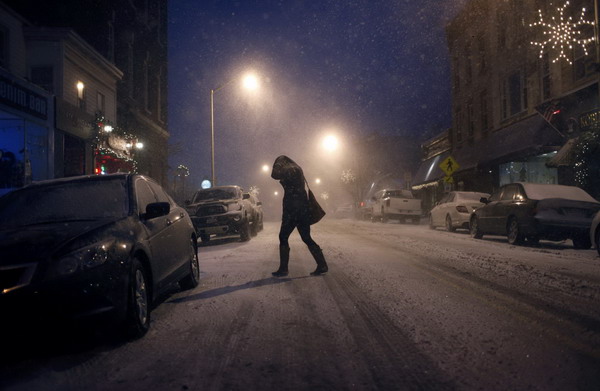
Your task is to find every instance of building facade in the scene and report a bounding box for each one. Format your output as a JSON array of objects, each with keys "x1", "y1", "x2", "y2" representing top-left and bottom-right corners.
[
  {"x1": 25, "y1": 28, "x2": 123, "y2": 178},
  {"x1": 0, "y1": 4, "x2": 53, "y2": 194},
  {"x1": 5, "y1": 0, "x2": 170, "y2": 186},
  {"x1": 414, "y1": 0, "x2": 600, "y2": 201}
]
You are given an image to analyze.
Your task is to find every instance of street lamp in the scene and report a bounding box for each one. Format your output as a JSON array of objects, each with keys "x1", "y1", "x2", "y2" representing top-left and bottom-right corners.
[
  {"x1": 322, "y1": 134, "x2": 339, "y2": 152},
  {"x1": 210, "y1": 71, "x2": 260, "y2": 186}
]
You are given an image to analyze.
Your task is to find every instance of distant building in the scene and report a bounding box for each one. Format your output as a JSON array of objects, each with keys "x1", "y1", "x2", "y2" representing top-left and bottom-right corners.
[
  {"x1": 432, "y1": 0, "x2": 599, "y2": 196},
  {"x1": 5, "y1": 0, "x2": 170, "y2": 185}
]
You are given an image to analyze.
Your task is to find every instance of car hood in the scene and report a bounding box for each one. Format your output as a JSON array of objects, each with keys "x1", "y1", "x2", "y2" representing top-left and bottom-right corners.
[{"x1": 0, "y1": 219, "x2": 118, "y2": 265}]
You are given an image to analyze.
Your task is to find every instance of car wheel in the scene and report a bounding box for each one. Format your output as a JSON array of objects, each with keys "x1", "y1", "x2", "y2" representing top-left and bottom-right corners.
[
  {"x1": 179, "y1": 238, "x2": 200, "y2": 290},
  {"x1": 240, "y1": 220, "x2": 251, "y2": 241},
  {"x1": 429, "y1": 215, "x2": 435, "y2": 229},
  {"x1": 507, "y1": 217, "x2": 524, "y2": 245},
  {"x1": 572, "y1": 235, "x2": 592, "y2": 250},
  {"x1": 200, "y1": 234, "x2": 210, "y2": 243},
  {"x1": 470, "y1": 216, "x2": 483, "y2": 239},
  {"x1": 445, "y1": 215, "x2": 455, "y2": 232},
  {"x1": 125, "y1": 257, "x2": 150, "y2": 338}
]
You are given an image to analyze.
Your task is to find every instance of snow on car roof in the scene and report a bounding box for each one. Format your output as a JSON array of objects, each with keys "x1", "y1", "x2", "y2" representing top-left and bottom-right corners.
[{"x1": 519, "y1": 182, "x2": 599, "y2": 203}]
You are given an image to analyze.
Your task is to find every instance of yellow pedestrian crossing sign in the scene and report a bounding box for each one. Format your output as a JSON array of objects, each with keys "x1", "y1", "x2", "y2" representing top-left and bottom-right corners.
[
  {"x1": 440, "y1": 156, "x2": 459, "y2": 176},
  {"x1": 444, "y1": 175, "x2": 454, "y2": 184}
]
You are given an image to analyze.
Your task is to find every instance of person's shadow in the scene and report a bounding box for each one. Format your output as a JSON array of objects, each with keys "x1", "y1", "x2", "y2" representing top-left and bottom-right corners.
[{"x1": 168, "y1": 275, "x2": 311, "y2": 304}]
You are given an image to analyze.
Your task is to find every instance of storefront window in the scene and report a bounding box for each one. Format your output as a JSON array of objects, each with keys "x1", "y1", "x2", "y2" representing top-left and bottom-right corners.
[
  {"x1": 499, "y1": 153, "x2": 558, "y2": 186},
  {"x1": 0, "y1": 114, "x2": 50, "y2": 189}
]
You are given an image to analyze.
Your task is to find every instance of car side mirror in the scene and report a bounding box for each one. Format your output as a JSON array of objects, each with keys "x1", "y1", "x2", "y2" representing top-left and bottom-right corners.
[
  {"x1": 145, "y1": 202, "x2": 170, "y2": 219},
  {"x1": 257, "y1": 201, "x2": 262, "y2": 206},
  {"x1": 243, "y1": 193, "x2": 250, "y2": 199},
  {"x1": 480, "y1": 197, "x2": 489, "y2": 204}
]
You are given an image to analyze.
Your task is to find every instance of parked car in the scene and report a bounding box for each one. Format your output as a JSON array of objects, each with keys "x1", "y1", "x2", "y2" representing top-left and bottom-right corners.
[
  {"x1": 245, "y1": 192, "x2": 264, "y2": 236},
  {"x1": 371, "y1": 189, "x2": 421, "y2": 224},
  {"x1": 429, "y1": 191, "x2": 490, "y2": 232},
  {"x1": 0, "y1": 174, "x2": 199, "y2": 338},
  {"x1": 591, "y1": 211, "x2": 600, "y2": 256},
  {"x1": 470, "y1": 182, "x2": 600, "y2": 248},
  {"x1": 185, "y1": 185, "x2": 254, "y2": 242},
  {"x1": 333, "y1": 203, "x2": 354, "y2": 218}
]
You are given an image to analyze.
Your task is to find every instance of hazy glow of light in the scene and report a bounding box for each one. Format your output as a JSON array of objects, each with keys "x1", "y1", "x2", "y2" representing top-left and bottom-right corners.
[
  {"x1": 103, "y1": 125, "x2": 113, "y2": 132},
  {"x1": 242, "y1": 73, "x2": 259, "y2": 90},
  {"x1": 76, "y1": 81, "x2": 84, "y2": 91},
  {"x1": 322, "y1": 135, "x2": 339, "y2": 152},
  {"x1": 274, "y1": 191, "x2": 279, "y2": 196},
  {"x1": 135, "y1": 142, "x2": 144, "y2": 149},
  {"x1": 262, "y1": 164, "x2": 270, "y2": 172},
  {"x1": 315, "y1": 178, "x2": 321, "y2": 184}
]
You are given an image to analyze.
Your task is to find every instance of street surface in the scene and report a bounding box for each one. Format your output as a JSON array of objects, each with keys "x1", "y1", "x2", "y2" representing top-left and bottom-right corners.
[{"x1": 2, "y1": 218, "x2": 600, "y2": 390}]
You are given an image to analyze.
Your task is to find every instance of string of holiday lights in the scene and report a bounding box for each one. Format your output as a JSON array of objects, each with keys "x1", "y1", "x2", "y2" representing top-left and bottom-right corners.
[
  {"x1": 529, "y1": 1, "x2": 595, "y2": 64},
  {"x1": 91, "y1": 114, "x2": 140, "y2": 173},
  {"x1": 572, "y1": 130, "x2": 600, "y2": 191}
]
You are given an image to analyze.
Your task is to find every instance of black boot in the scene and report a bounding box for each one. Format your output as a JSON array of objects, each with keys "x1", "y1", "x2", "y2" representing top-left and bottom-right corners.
[
  {"x1": 308, "y1": 245, "x2": 328, "y2": 275},
  {"x1": 272, "y1": 245, "x2": 290, "y2": 277}
]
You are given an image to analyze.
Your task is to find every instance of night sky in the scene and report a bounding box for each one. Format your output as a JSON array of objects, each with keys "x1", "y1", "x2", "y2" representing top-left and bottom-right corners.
[{"x1": 168, "y1": 0, "x2": 467, "y2": 193}]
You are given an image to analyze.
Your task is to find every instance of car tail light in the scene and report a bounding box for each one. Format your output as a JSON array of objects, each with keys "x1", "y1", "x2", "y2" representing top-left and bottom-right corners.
[{"x1": 456, "y1": 206, "x2": 469, "y2": 213}]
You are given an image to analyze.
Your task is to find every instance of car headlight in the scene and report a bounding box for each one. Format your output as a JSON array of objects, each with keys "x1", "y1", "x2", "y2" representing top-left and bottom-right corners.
[
  {"x1": 228, "y1": 202, "x2": 241, "y2": 212},
  {"x1": 55, "y1": 240, "x2": 114, "y2": 276}
]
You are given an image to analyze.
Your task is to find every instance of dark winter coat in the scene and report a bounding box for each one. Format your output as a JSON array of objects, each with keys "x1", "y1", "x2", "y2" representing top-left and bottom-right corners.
[{"x1": 271, "y1": 155, "x2": 309, "y2": 219}]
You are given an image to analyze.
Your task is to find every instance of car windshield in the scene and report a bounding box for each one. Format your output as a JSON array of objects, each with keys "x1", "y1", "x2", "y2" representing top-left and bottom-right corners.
[
  {"x1": 0, "y1": 178, "x2": 129, "y2": 228},
  {"x1": 192, "y1": 188, "x2": 237, "y2": 202}
]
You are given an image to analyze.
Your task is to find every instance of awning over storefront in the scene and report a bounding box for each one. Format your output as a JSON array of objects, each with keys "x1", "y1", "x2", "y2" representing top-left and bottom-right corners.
[
  {"x1": 411, "y1": 151, "x2": 449, "y2": 187},
  {"x1": 452, "y1": 115, "x2": 565, "y2": 173}
]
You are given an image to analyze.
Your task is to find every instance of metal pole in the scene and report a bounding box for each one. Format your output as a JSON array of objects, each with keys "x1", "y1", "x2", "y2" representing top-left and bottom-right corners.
[
  {"x1": 595, "y1": 0, "x2": 600, "y2": 107},
  {"x1": 210, "y1": 88, "x2": 216, "y2": 186}
]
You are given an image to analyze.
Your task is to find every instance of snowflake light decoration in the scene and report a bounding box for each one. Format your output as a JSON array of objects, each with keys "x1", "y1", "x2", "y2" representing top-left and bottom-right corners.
[
  {"x1": 529, "y1": 1, "x2": 595, "y2": 64},
  {"x1": 341, "y1": 169, "x2": 356, "y2": 184}
]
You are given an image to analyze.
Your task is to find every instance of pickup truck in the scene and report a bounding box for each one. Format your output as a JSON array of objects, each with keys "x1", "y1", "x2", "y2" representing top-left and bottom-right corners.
[
  {"x1": 370, "y1": 189, "x2": 422, "y2": 224},
  {"x1": 185, "y1": 185, "x2": 254, "y2": 242}
]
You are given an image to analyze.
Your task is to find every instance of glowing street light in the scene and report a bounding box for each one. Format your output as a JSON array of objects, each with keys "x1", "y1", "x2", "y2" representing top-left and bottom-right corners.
[
  {"x1": 322, "y1": 134, "x2": 339, "y2": 152},
  {"x1": 210, "y1": 71, "x2": 261, "y2": 186},
  {"x1": 315, "y1": 178, "x2": 321, "y2": 185},
  {"x1": 262, "y1": 164, "x2": 270, "y2": 173}
]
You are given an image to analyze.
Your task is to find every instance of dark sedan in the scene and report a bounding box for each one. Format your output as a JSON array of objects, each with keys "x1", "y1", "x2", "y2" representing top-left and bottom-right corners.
[
  {"x1": 470, "y1": 182, "x2": 600, "y2": 248},
  {"x1": 0, "y1": 174, "x2": 199, "y2": 338}
]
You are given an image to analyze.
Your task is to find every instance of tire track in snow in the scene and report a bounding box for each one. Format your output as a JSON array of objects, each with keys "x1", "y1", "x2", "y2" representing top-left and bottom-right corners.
[{"x1": 324, "y1": 270, "x2": 455, "y2": 390}]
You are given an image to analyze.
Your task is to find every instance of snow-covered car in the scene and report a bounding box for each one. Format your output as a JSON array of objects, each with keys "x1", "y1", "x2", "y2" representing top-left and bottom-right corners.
[
  {"x1": 429, "y1": 191, "x2": 489, "y2": 232},
  {"x1": 245, "y1": 192, "x2": 264, "y2": 236},
  {"x1": 470, "y1": 182, "x2": 600, "y2": 248},
  {"x1": 371, "y1": 189, "x2": 421, "y2": 224},
  {"x1": 185, "y1": 185, "x2": 254, "y2": 242},
  {"x1": 0, "y1": 174, "x2": 199, "y2": 338},
  {"x1": 333, "y1": 203, "x2": 354, "y2": 218},
  {"x1": 591, "y1": 211, "x2": 600, "y2": 256}
]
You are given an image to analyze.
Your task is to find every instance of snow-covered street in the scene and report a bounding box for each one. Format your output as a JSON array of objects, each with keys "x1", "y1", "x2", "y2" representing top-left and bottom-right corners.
[{"x1": 2, "y1": 218, "x2": 600, "y2": 390}]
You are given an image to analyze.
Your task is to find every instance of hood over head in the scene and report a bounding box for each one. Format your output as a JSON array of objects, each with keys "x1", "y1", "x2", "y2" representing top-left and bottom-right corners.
[{"x1": 271, "y1": 155, "x2": 302, "y2": 180}]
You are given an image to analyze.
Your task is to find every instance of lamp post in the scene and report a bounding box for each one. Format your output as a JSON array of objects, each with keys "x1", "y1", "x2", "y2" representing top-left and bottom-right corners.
[{"x1": 210, "y1": 72, "x2": 259, "y2": 186}]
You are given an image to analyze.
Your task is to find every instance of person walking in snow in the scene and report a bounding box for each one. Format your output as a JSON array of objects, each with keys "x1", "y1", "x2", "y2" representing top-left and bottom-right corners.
[{"x1": 270, "y1": 155, "x2": 328, "y2": 277}]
